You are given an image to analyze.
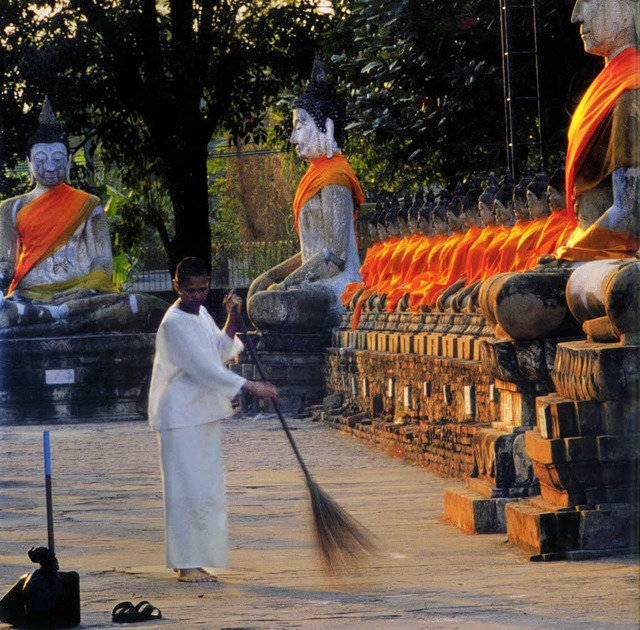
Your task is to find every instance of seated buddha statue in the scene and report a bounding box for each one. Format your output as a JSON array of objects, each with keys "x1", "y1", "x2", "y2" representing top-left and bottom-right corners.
[
  {"x1": 247, "y1": 57, "x2": 364, "y2": 334},
  {"x1": 0, "y1": 98, "x2": 162, "y2": 338},
  {"x1": 478, "y1": 0, "x2": 640, "y2": 340}
]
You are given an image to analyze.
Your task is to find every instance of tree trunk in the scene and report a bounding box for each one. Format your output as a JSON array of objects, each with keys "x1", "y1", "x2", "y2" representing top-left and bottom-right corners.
[{"x1": 164, "y1": 141, "x2": 211, "y2": 276}]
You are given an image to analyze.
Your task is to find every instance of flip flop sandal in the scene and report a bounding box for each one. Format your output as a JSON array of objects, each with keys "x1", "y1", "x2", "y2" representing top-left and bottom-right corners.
[{"x1": 112, "y1": 600, "x2": 162, "y2": 623}]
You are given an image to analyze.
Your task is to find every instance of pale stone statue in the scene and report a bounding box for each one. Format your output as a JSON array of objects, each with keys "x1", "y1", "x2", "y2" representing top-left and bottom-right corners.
[
  {"x1": 247, "y1": 57, "x2": 364, "y2": 334},
  {"x1": 0, "y1": 98, "x2": 161, "y2": 337},
  {"x1": 479, "y1": 0, "x2": 640, "y2": 340}
]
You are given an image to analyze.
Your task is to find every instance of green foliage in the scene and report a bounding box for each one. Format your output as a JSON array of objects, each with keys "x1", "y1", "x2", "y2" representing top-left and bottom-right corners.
[
  {"x1": 0, "y1": 0, "x2": 334, "y2": 271},
  {"x1": 323, "y1": 0, "x2": 599, "y2": 190}
]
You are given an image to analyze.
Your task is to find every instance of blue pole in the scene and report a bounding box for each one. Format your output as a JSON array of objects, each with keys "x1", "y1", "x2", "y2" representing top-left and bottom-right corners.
[{"x1": 43, "y1": 431, "x2": 55, "y2": 554}]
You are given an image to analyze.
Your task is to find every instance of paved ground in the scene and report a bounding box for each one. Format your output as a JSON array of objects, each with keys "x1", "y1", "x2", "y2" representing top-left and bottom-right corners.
[{"x1": 1, "y1": 415, "x2": 638, "y2": 629}]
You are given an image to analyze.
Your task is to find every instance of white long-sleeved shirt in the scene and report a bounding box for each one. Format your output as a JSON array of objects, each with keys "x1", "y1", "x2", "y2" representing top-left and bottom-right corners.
[{"x1": 148, "y1": 302, "x2": 246, "y2": 431}]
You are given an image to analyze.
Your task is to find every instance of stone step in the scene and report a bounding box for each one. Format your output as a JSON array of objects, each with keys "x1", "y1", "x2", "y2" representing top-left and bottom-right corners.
[
  {"x1": 443, "y1": 485, "x2": 518, "y2": 534},
  {"x1": 506, "y1": 498, "x2": 639, "y2": 560}
]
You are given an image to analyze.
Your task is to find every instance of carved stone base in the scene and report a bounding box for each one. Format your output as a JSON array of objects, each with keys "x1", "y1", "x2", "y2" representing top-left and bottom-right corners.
[
  {"x1": 506, "y1": 498, "x2": 638, "y2": 560},
  {"x1": 444, "y1": 425, "x2": 539, "y2": 534},
  {"x1": 552, "y1": 340, "x2": 640, "y2": 401},
  {"x1": 0, "y1": 333, "x2": 155, "y2": 424}
]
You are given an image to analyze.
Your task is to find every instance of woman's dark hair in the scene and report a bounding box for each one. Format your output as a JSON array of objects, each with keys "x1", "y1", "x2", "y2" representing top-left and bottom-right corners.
[{"x1": 175, "y1": 257, "x2": 209, "y2": 285}]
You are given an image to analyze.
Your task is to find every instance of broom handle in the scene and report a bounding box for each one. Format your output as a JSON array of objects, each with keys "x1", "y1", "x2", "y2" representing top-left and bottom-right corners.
[
  {"x1": 43, "y1": 431, "x2": 55, "y2": 554},
  {"x1": 237, "y1": 318, "x2": 313, "y2": 483}
]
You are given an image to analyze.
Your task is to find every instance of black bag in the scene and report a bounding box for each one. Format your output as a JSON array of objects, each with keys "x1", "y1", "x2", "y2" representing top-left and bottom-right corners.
[{"x1": 0, "y1": 547, "x2": 80, "y2": 629}]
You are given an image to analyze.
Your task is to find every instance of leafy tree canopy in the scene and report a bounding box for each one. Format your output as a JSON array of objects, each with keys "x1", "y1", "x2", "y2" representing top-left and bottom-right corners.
[
  {"x1": 1, "y1": 0, "x2": 334, "y2": 271},
  {"x1": 324, "y1": 0, "x2": 600, "y2": 191}
]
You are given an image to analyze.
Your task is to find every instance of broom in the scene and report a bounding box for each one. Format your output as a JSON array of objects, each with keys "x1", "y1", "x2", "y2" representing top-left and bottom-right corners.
[{"x1": 237, "y1": 315, "x2": 378, "y2": 574}]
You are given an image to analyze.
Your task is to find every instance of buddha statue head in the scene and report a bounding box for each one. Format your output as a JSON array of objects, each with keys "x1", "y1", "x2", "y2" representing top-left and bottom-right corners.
[
  {"x1": 368, "y1": 197, "x2": 384, "y2": 240},
  {"x1": 461, "y1": 174, "x2": 482, "y2": 228},
  {"x1": 26, "y1": 97, "x2": 72, "y2": 189},
  {"x1": 408, "y1": 189, "x2": 425, "y2": 234},
  {"x1": 526, "y1": 163, "x2": 550, "y2": 219},
  {"x1": 291, "y1": 56, "x2": 346, "y2": 161},
  {"x1": 374, "y1": 193, "x2": 390, "y2": 240},
  {"x1": 446, "y1": 182, "x2": 466, "y2": 232},
  {"x1": 397, "y1": 191, "x2": 413, "y2": 237},
  {"x1": 493, "y1": 170, "x2": 516, "y2": 225},
  {"x1": 478, "y1": 173, "x2": 499, "y2": 226},
  {"x1": 431, "y1": 189, "x2": 451, "y2": 235},
  {"x1": 384, "y1": 194, "x2": 401, "y2": 237},
  {"x1": 547, "y1": 156, "x2": 567, "y2": 212},
  {"x1": 572, "y1": 0, "x2": 639, "y2": 60},
  {"x1": 419, "y1": 190, "x2": 435, "y2": 236},
  {"x1": 512, "y1": 165, "x2": 533, "y2": 220}
]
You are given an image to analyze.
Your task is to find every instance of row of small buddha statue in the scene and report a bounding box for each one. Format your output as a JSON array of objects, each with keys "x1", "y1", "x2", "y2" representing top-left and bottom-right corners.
[{"x1": 342, "y1": 162, "x2": 573, "y2": 326}]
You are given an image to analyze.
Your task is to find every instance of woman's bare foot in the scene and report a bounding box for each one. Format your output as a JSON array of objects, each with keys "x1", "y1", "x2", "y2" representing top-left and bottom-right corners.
[{"x1": 174, "y1": 568, "x2": 218, "y2": 583}]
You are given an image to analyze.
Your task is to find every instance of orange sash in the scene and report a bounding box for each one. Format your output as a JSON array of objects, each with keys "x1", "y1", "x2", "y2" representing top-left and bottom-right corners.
[
  {"x1": 513, "y1": 216, "x2": 549, "y2": 271},
  {"x1": 480, "y1": 225, "x2": 511, "y2": 281},
  {"x1": 293, "y1": 154, "x2": 364, "y2": 233},
  {"x1": 526, "y1": 209, "x2": 573, "y2": 269},
  {"x1": 464, "y1": 224, "x2": 500, "y2": 284},
  {"x1": 422, "y1": 226, "x2": 482, "y2": 305},
  {"x1": 496, "y1": 220, "x2": 531, "y2": 273},
  {"x1": 554, "y1": 224, "x2": 640, "y2": 262},
  {"x1": 8, "y1": 184, "x2": 99, "y2": 295},
  {"x1": 565, "y1": 46, "x2": 640, "y2": 224}
]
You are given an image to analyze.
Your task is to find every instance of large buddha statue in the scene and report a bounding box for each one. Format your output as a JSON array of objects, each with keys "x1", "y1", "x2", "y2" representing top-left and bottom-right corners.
[
  {"x1": 0, "y1": 98, "x2": 161, "y2": 338},
  {"x1": 479, "y1": 0, "x2": 639, "y2": 340},
  {"x1": 247, "y1": 57, "x2": 364, "y2": 335}
]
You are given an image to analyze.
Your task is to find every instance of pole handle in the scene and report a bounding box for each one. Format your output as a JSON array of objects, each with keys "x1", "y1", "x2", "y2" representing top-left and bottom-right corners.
[
  {"x1": 43, "y1": 431, "x2": 55, "y2": 554},
  {"x1": 237, "y1": 318, "x2": 312, "y2": 482}
]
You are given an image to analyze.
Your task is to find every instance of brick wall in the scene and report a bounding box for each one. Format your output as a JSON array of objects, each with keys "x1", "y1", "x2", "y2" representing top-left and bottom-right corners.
[{"x1": 321, "y1": 336, "x2": 499, "y2": 479}]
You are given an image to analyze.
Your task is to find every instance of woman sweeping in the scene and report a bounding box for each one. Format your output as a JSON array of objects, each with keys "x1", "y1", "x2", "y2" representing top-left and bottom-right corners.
[{"x1": 148, "y1": 257, "x2": 279, "y2": 583}]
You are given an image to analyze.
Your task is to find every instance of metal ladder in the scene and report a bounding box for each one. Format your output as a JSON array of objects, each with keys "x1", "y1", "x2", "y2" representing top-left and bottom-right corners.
[{"x1": 499, "y1": 0, "x2": 544, "y2": 179}]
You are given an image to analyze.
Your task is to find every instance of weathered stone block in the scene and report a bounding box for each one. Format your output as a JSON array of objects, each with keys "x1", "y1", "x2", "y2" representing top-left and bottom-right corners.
[
  {"x1": 597, "y1": 435, "x2": 638, "y2": 461},
  {"x1": 400, "y1": 334, "x2": 414, "y2": 354},
  {"x1": 579, "y1": 506, "x2": 639, "y2": 551},
  {"x1": 552, "y1": 400, "x2": 578, "y2": 437},
  {"x1": 553, "y1": 341, "x2": 640, "y2": 401},
  {"x1": 564, "y1": 436, "x2": 598, "y2": 463},
  {"x1": 526, "y1": 430, "x2": 565, "y2": 465},
  {"x1": 427, "y1": 334, "x2": 442, "y2": 356},
  {"x1": 574, "y1": 400, "x2": 603, "y2": 436},
  {"x1": 442, "y1": 335, "x2": 458, "y2": 358},
  {"x1": 414, "y1": 334, "x2": 427, "y2": 355},
  {"x1": 443, "y1": 486, "x2": 501, "y2": 533}
]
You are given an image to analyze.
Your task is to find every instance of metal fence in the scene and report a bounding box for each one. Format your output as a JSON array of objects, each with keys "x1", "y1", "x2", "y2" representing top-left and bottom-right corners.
[
  {"x1": 123, "y1": 219, "x2": 373, "y2": 293},
  {"x1": 123, "y1": 239, "x2": 300, "y2": 292}
]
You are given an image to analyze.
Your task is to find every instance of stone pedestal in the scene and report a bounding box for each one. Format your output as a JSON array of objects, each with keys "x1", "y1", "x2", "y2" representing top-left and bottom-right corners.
[
  {"x1": 443, "y1": 377, "x2": 543, "y2": 534},
  {"x1": 506, "y1": 340, "x2": 640, "y2": 559},
  {"x1": 232, "y1": 332, "x2": 329, "y2": 413},
  {"x1": 0, "y1": 333, "x2": 155, "y2": 424}
]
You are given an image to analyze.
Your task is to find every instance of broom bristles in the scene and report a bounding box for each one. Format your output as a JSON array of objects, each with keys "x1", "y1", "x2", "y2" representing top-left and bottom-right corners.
[{"x1": 307, "y1": 477, "x2": 378, "y2": 574}]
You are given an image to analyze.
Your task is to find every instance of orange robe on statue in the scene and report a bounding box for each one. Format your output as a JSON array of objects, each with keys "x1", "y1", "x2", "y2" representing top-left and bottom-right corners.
[
  {"x1": 512, "y1": 216, "x2": 550, "y2": 271},
  {"x1": 464, "y1": 224, "x2": 501, "y2": 284},
  {"x1": 479, "y1": 225, "x2": 511, "y2": 281},
  {"x1": 556, "y1": 46, "x2": 640, "y2": 261},
  {"x1": 293, "y1": 153, "x2": 364, "y2": 233},
  {"x1": 7, "y1": 183, "x2": 106, "y2": 297},
  {"x1": 496, "y1": 220, "x2": 531, "y2": 273},
  {"x1": 350, "y1": 236, "x2": 400, "y2": 328},
  {"x1": 384, "y1": 234, "x2": 434, "y2": 312},
  {"x1": 411, "y1": 231, "x2": 465, "y2": 310},
  {"x1": 421, "y1": 225, "x2": 483, "y2": 306},
  {"x1": 525, "y1": 209, "x2": 573, "y2": 269}
]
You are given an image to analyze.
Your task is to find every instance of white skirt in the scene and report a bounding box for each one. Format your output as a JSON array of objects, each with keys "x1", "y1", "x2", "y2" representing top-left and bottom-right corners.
[{"x1": 158, "y1": 422, "x2": 228, "y2": 569}]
